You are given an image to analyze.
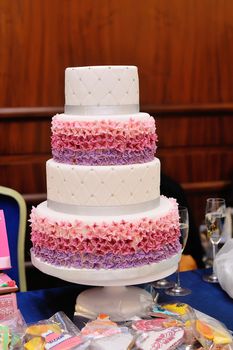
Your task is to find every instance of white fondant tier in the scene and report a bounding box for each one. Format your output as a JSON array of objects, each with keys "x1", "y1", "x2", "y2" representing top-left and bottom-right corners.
[
  {"x1": 65, "y1": 66, "x2": 139, "y2": 114},
  {"x1": 46, "y1": 158, "x2": 160, "y2": 208},
  {"x1": 31, "y1": 251, "x2": 180, "y2": 286}
]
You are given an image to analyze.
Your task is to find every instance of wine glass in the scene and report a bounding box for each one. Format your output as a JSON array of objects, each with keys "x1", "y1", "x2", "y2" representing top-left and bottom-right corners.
[
  {"x1": 203, "y1": 198, "x2": 226, "y2": 283},
  {"x1": 152, "y1": 278, "x2": 174, "y2": 289},
  {"x1": 165, "y1": 206, "x2": 191, "y2": 296}
]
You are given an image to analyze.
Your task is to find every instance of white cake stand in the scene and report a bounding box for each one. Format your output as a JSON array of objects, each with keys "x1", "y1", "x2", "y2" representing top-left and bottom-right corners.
[{"x1": 31, "y1": 252, "x2": 180, "y2": 321}]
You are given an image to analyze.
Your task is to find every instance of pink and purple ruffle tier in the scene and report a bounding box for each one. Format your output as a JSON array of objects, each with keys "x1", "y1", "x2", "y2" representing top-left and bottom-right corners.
[
  {"x1": 51, "y1": 116, "x2": 157, "y2": 165},
  {"x1": 30, "y1": 199, "x2": 181, "y2": 269}
]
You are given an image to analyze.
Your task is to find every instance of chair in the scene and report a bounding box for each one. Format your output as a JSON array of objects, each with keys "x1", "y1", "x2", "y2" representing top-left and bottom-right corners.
[
  {"x1": 0, "y1": 186, "x2": 27, "y2": 291},
  {"x1": 161, "y1": 172, "x2": 205, "y2": 269}
]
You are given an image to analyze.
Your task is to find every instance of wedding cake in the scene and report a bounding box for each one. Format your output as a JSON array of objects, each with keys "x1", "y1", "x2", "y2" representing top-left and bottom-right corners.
[{"x1": 30, "y1": 66, "x2": 181, "y2": 286}]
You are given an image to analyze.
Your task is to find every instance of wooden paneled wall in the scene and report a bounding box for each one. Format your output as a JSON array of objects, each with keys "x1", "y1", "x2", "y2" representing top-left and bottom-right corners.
[{"x1": 1, "y1": 0, "x2": 233, "y2": 228}]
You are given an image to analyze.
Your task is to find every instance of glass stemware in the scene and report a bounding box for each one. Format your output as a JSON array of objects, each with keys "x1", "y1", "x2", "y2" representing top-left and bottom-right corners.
[
  {"x1": 203, "y1": 198, "x2": 226, "y2": 283},
  {"x1": 152, "y1": 278, "x2": 174, "y2": 289},
  {"x1": 165, "y1": 206, "x2": 191, "y2": 296}
]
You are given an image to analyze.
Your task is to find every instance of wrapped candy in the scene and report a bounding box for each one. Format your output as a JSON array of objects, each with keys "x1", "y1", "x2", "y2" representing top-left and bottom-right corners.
[
  {"x1": 192, "y1": 312, "x2": 232, "y2": 349},
  {"x1": 135, "y1": 327, "x2": 185, "y2": 350},
  {"x1": 24, "y1": 312, "x2": 90, "y2": 350}
]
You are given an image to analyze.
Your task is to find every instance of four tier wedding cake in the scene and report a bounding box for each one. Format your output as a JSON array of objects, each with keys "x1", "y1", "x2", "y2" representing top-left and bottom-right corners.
[{"x1": 30, "y1": 66, "x2": 181, "y2": 285}]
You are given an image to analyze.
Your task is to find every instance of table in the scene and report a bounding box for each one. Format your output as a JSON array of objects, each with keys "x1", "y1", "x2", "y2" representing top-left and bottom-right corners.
[{"x1": 17, "y1": 269, "x2": 233, "y2": 330}]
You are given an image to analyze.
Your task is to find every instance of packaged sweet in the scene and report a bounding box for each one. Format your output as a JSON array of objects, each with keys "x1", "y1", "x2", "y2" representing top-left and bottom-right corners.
[
  {"x1": 80, "y1": 314, "x2": 125, "y2": 338},
  {"x1": 89, "y1": 332, "x2": 134, "y2": 350},
  {"x1": 161, "y1": 302, "x2": 195, "y2": 321},
  {"x1": 135, "y1": 327, "x2": 185, "y2": 350},
  {"x1": 0, "y1": 294, "x2": 18, "y2": 321},
  {"x1": 192, "y1": 311, "x2": 233, "y2": 349},
  {"x1": 24, "y1": 332, "x2": 88, "y2": 350},
  {"x1": 24, "y1": 311, "x2": 90, "y2": 350},
  {"x1": 0, "y1": 309, "x2": 26, "y2": 335},
  {"x1": 0, "y1": 324, "x2": 23, "y2": 350},
  {"x1": 151, "y1": 302, "x2": 209, "y2": 348},
  {"x1": 0, "y1": 310, "x2": 26, "y2": 349},
  {"x1": 132, "y1": 318, "x2": 183, "y2": 332}
]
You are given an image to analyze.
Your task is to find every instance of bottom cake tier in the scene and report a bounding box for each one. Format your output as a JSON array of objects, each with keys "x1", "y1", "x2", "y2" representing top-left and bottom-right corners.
[
  {"x1": 31, "y1": 251, "x2": 180, "y2": 286},
  {"x1": 30, "y1": 195, "x2": 181, "y2": 284}
]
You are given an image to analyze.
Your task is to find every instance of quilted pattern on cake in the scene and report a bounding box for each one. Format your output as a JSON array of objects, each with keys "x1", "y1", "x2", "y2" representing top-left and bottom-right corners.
[
  {"x1": 65, "y1": 66, "x2": 139, "y2": 107},
  {"x1": 46, "y1": 159, "x2": 160, "y2": 206}
]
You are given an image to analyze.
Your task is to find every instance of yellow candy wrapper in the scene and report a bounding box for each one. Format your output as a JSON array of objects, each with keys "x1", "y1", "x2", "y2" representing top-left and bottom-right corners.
[{"x1": 24, "y1": 336, "x2": 45, "y2": 350}]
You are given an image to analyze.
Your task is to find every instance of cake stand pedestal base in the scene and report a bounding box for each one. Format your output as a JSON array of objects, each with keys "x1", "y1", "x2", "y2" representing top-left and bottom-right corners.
[{"x1": 74, "y1": 286, "x2": 153, "y2": 322}]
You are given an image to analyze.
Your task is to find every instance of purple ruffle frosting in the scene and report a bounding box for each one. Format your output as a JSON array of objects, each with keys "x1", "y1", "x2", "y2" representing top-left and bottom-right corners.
[
  {"x1": 32, "y1": 241, "x2": 181, "y2": 269},
  {"x1": 52, "y1": 148, "x2": 154, "y2": 166}
]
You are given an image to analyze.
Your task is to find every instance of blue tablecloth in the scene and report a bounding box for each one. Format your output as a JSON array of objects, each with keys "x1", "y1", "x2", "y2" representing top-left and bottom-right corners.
[{"x1": 17, "y1": 269, "x2": 233, "y2": 330}]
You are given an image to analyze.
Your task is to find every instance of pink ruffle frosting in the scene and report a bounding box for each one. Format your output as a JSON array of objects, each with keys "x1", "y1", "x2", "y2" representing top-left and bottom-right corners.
[
  {"x1": 32, "y1": 241, "x2": 180, "y2": 269},
  {"x1": 51, "y1": 117, "x2": 157, "y2": 165},
  {"x1": 30, "y1": 197, "x2": 180, "y2": 269}
]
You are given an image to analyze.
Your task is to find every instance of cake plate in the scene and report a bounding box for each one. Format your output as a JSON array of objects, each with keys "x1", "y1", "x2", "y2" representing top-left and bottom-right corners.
[{"x1": 31, "y1": 252, "x2": 180, "y2": 321}]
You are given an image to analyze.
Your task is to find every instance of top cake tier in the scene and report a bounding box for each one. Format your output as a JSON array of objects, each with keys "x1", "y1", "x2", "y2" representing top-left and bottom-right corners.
[{"x1": 65, "y1": 66, "x2": 139, "y2": 115}]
